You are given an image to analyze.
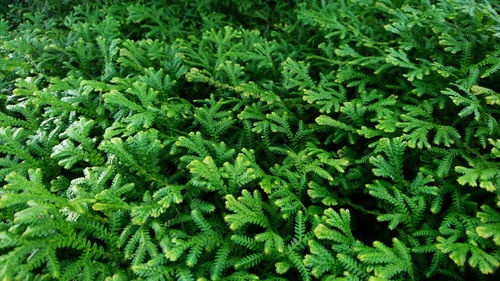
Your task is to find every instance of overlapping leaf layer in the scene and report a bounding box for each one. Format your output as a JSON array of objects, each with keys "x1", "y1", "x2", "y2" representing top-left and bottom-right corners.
[{"x1": 0, "y1": 1, "x2": 498, "y2": 280}]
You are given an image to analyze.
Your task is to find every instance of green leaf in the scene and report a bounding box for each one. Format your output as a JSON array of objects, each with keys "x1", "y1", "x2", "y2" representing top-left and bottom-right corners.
[
  {"x1": 476, "y1": 205, "x2": 500, "y2": 246},
  {"x1": 224, "y1": 190, "x2": 270, "y2": 230},
  {"x1": 357, "y1": 238, "x2": 414, "y2": 281}
]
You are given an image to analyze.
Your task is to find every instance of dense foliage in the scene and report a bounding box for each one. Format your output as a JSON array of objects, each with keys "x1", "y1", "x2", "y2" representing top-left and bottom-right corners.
[{"x1": 0, "y1": 0, "x2": 499, "y2": 280}]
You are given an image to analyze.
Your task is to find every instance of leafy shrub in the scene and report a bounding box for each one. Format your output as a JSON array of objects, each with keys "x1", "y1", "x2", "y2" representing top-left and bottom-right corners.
[{"x1": 0, "y1": 0, "x2": 498, "y2": 280}]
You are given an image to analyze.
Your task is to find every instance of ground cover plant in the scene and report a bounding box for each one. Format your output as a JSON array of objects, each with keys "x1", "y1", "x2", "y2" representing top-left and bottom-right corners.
[{"x1": 0, "y1": 0, "x2": 499, "y2": 280}]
